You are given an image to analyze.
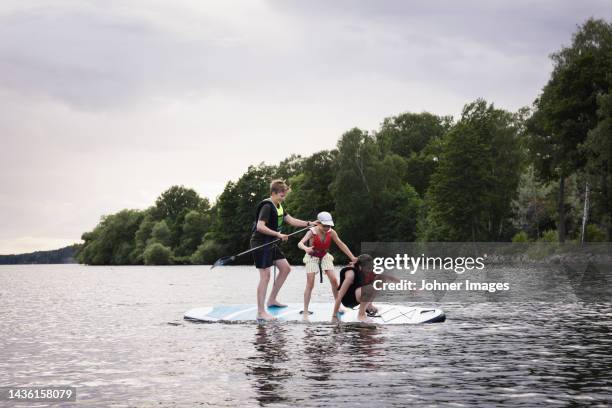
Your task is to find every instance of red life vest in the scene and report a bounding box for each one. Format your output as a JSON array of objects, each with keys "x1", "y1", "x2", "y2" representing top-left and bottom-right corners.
[
  {"x1": 311, "y1": 229, "x2": 332, "y2": 258},
  {"x1": 362, "y1": 270, "x2": 376, "y2": 286}
]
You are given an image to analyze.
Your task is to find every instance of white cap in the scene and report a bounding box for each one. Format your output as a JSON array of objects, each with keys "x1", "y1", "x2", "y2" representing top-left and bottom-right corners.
[{"x1": 317, "y1": 211, "x2": 334, "y2": 226}]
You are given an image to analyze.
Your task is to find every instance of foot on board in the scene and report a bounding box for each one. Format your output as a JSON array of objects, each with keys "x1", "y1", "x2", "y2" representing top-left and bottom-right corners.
[
  {"x1": 357, "y1": 316, "x2": 375, "y2": 324},
  {"x1": 256, "y1": 312, "x2": 277, "y2": 321},
  {"x1": 267, "y1": 302, "x2": 288, "y2": 308}
]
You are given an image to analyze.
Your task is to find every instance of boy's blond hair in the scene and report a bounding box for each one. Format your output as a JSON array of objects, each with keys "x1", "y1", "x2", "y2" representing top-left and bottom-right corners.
[{"x1": 270, "y1": 179, "x2": 289, "y2": 194}]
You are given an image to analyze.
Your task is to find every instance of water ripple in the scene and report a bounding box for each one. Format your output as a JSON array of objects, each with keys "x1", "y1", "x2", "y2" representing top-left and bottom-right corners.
[{"x1": 0, "y1": 265, "x2": 610, "y2": 407}]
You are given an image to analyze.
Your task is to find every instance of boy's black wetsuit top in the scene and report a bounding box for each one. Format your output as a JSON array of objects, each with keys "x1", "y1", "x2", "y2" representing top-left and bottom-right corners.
[
  {"x1": 339, "y1": 266, "x2": 364, "y2": 308},
  {"x1": 250, "y1": 199, "x2": 287, "y2": 269}
]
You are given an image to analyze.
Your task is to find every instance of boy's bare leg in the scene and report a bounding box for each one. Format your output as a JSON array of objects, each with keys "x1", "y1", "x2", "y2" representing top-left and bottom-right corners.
[
  {"x1": 355, "y1": 285, "x2": 375, "y2": 322},
  {"x1": 365, "y1": 302, "x2": 378, "y2": 314},
  {"x1": 303, "y1": 272, "x2": 315, "y2": 314},
  {"x1": 325, "y1": 270, "x2": 344, "y2": 312},
  {"x1": 267, "y1": 258, "x2": 291, "y2": 307},
  {"x1": 257, "y1": 268, "x2": 275, "y2": 320},
  {"x1": 357, "y1": 300, "x2": 369, "y2": 322},
  {"x1": 354, "y1": 287, "x2": 364, "y2": 319}
]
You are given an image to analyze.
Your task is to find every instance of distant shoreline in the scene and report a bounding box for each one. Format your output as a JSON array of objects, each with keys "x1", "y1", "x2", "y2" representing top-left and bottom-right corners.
[{"x1": 0, "y1": 245, "x2": 77, "y2": 265}]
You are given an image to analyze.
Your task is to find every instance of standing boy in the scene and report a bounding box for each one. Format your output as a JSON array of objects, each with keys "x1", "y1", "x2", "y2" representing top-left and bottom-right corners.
[{"x1": 251, "y1": 180, "x2": 315, "y2": 321}]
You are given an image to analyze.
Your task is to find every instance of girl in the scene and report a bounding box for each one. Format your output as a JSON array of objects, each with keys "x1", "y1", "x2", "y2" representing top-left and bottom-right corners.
[{"x1": 298, "y1": 211, "x2": 357, "y2": 316}]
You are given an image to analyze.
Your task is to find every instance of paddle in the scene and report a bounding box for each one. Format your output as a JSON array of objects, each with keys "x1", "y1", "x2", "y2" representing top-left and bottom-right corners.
[{"x1": 211, "y1": 226, "x2": 311, "y2": 269}]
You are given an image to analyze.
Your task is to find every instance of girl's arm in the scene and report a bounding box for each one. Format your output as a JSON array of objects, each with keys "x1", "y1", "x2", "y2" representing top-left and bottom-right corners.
[
  {"x1": 297, "y1": 230, "x2": 314, "y2": 253},
  {"x1": 332, "y1": 270, "x2": 354, "y2": 320},
  {"x1": 331, "y1": 230, "x2": 357, "y2": 263}
]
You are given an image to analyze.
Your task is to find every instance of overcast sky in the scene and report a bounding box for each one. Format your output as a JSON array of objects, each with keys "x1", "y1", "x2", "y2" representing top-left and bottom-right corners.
[{"x1": 1, "y1": 1, "x2": 611, "y2": 254}]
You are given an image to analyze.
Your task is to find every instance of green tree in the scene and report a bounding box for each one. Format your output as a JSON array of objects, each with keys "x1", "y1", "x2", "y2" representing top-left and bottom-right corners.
[
  {"x1": 209, "y1": 164, "x2": 277, "y2": 258},
  {"x1": 150, "y1": 220, "x2": 172, "y2": 247},
  {"x1": 527, "y1": 18, "x2": 612, "y2": 242},
  {"x1": 190, "y1": 238, "x2": 223, "y2": 264},
  {"x1": 331, "y1": 128, "x2": 422, "y2": 254},
  {"x1": 423, "y1": 100, "x2": 523, "y2": 241},
  {"x1": 404, "y1": 139, "x2": 445, "y2": 197},
  {"x1": 331, "y1": 129, "x2": 380, "y2": 252},
  {"x1": 276, "y1": 154, "x2": 305, "y2": 181},
  {"x1": 76, "y1": 209, "x2": 144, "y2": 265},
  {"x1": 178, "y1": 210, "x2": 211, "y2": 256},
  {"x1": 584, "y1": 92, "x2": 612, "y2": 239},
  {"x1": 284, "y1": 150, "x2": 337, "y2": 219},
  {"x1": 377, "y1": 112, "x2": 452, "y2": 157},
  {"x1": 282, "y1": 150, "x2": 337, "y2": 262},
  {"x1": 153, "y1": 185, "x2": 209, "y2": 221},
  {"x1": 376, "y1": 184, "x2": 422, "y2": 241},
  {"x1": 152, "y1": 185, "x2": 210, "y2": 249},
  {"x1": 129, "y1": 211, "x2": 155, "y2": 264},
  {"x1": 512, "y1": 166, "x2": 555, "y2": 239},
  {"x1": 376, "y1": 112, "x2": 452, "y2": 196},
  {"x1": 143, "y1": 242, "x2": 173, "y2": 265}
]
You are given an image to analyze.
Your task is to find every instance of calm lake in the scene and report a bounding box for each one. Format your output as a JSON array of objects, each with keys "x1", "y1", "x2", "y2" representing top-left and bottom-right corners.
[{"x1": 1, "y1": 265, "x2": 610, "y2": 407}]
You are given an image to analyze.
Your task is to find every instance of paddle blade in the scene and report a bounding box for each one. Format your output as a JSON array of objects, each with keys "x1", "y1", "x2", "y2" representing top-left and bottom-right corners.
[{"x1": 211, "y1": 255, "x2": 235, "y2": 269}]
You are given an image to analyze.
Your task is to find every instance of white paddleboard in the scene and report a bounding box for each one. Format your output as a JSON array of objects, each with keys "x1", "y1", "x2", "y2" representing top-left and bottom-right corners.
[{"x1": 184, "y1": 303, "x2": 445, "y2": 324}]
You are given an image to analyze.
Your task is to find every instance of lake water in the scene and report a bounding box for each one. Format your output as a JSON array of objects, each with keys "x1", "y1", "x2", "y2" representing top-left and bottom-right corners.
[{"x1": 1, "y1": 265, "x2": 611, "y2": 407}]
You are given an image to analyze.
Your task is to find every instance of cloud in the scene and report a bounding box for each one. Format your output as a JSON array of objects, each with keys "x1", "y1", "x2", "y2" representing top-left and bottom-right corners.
[
  {"x1": 0, "y1": 1, "x2": 297, "y2": 110},
  {"x1": 5, "y1": 1, "x2": 609, "y2": 112}
]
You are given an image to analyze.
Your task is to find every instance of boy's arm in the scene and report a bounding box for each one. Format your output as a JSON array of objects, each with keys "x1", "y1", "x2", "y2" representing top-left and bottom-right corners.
[
  {"x1": 284, "y1": 214, "x2": 314, "y2": 228},
  {"x1": 255, "y1": 205, "x2": 285, "y2": 238},
  {"x1": 298, "y1": 230, "x2": 314, "y2": 252},
  {"x1": 380, "y1": 273, "x2": 400, "y2": 283},
  {"x1": 332, "y1": 271, "x2": 354, "y2": 320},
  {"x1": 331, "y1": 230, "x2": 357, "y2": 263},
  {"x1": 256, "y1": 220, "x2": 285, "y2": 239}
]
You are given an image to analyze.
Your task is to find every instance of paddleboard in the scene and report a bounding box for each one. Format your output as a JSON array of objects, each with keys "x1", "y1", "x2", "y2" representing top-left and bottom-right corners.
[{"x1": 184, "y1": 303, "x2": 445, "y2": 324}]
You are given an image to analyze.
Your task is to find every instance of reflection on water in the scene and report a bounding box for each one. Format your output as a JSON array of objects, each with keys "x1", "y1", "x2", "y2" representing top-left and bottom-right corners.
[
  {"x1": 246, "y1": 324, "x2": 388, "y2": 406},
  {"x1": 335, "y1": 325, "x2": 387, "y2": 374},
  {"x1": 247, "y1": 324, "x2": 292, "y2": 405},
  {"x1": 0, "y1": 265, "x2": 610, "y2": 407}
]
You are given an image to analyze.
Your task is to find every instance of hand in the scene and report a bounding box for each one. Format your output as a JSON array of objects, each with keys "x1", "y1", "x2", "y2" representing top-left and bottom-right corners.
[
  {"x1": 306, "y1": 247, "x2": 315, "y2": 255},
  {"x1": 310, "y1": 220, "x2": 320, "y2": 226},
  {"x1": 349, "y1": 256, "x2": 358, "y2": 265},
  {"x1": 277, "y1": 233, "x2": 289, "y2": 241},
  {"x1": 331, "y1": 315, "x2": 339, "y2": 323}
]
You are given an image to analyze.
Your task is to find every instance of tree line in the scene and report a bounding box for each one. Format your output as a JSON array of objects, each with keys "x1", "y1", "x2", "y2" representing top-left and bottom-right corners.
[
  {"x1": 76, "y1": 19, "x2": 611, "y2": 266},
  {"x1": 0, "y1": 245, "x2": 78, "y2": 264}
]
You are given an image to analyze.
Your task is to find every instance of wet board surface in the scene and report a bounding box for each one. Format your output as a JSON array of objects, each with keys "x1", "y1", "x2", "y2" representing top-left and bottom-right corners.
[{"x1": 184, "y1": 303, "x2": 446, "y2": 324}]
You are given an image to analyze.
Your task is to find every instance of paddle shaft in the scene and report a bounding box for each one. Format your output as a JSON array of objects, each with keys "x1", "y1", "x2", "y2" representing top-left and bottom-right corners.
[{"x1": 235, "y1": 225, "x2": 311, "y2": 258}]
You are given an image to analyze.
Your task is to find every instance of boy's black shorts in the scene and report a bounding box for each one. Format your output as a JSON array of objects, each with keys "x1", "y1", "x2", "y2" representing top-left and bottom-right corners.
[
  {"x1": 251, "y1": 242, "x2": 286, "y2": 269},
  {"x1": 341, "y1": 285, "x2": 359, "y2": 308}
]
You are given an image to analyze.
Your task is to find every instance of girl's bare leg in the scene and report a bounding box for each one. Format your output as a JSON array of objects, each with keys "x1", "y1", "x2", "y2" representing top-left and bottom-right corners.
[
  {"x1": 303, "y1": 272, "x2": 315, "y2": 314},
  {"x1": 325, "y1": 270, "x2": 344, "y2": 312}
]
